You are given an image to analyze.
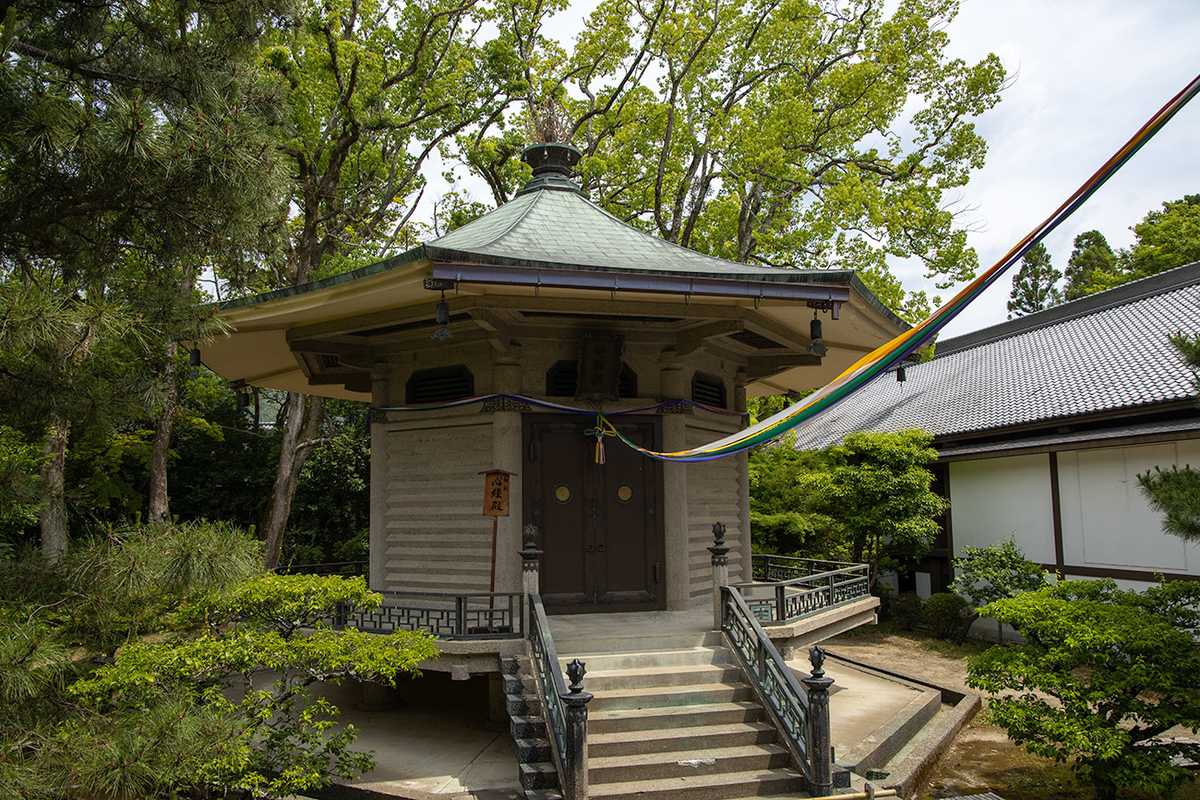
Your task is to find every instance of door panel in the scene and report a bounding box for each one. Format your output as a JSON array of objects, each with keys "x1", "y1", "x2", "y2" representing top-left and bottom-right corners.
[{"x1": 524, "y1": 415, "x2": 664, "y2": 613}]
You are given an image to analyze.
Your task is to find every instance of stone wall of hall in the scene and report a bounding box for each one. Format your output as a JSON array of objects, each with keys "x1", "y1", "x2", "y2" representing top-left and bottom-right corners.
[{"x1": 684, "y1": 417, "x2": 747, "y2": 602}]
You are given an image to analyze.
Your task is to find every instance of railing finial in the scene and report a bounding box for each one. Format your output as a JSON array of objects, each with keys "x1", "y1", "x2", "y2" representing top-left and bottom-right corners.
[
  {"x1": 809, "y1": 645, "x2": 827, "y2": 679},
  {"x1": 566, "y1": 658, "x2": 587, "y2": 694}
]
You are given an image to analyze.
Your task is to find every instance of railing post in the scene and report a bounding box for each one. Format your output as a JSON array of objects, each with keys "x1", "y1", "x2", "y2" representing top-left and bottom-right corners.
[
  {"x1": 708, "y1": 521, "x2": 730, "y2": 630},
  {"x1": 774, "y1": 583, "x2": 786, "y2": 622},
  {"x1": 563, "y1": 658, "x2": 593, "y2": 800},
  {"x1": 520, "y1": 524, "x2": 543, "y2": 636},
  {"x1": 802, "y1": 646, "x2": 834, "y2": 796}
]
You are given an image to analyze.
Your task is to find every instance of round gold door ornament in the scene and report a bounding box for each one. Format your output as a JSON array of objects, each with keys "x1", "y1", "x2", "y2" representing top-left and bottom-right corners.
[
  {"x1": 615, "y1": 484, "x2": 634, "y2": 504},
  {"x1": 553, "y1": 484, "x2": 572, "y2": 505}
]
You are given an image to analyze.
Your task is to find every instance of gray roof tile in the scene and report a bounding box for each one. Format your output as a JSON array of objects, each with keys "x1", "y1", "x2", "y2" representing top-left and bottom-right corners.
[{"x1": 788, "y1": 263, "x2": 1200, "y2": 450}]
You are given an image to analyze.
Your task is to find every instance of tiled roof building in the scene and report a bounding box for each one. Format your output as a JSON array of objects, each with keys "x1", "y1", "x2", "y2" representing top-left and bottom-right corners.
[{"x1": 788, "y1": 263, "x2": 1200, "y2": 597}]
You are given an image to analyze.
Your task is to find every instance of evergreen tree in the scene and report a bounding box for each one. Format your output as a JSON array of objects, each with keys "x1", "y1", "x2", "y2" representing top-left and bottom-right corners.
[
  {"x1": 1006, "y1": 242, "x2": 1062, "y2": 318},
  {"x1": 1065, "y1": 230, "x2": 1118, "y2": 300},
  {"x1": 0, "y1": 0, "x2": 288, "y2": 558},
  {"x1": 1138, "y1": 332, "x2": 1200, "y2": 540}
]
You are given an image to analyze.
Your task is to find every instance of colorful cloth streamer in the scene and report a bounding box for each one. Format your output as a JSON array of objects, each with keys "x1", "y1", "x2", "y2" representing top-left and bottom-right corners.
[{"x1": 600, "y1": 71, "x2": 1200, "y2": 463}]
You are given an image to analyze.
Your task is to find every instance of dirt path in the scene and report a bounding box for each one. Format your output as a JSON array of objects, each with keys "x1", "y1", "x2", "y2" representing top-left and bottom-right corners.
[{"x1": 823, "y1": 625, "x2": 1200, "y2": 800}]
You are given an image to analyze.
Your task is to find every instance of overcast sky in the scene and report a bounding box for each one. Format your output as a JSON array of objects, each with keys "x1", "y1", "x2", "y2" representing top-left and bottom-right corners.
[{"x1": 926, "y1": 0, "x2": 1200, "y2": 337}]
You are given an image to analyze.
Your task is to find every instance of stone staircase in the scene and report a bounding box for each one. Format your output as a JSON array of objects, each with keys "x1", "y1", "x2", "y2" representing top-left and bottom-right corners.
[
  {"x1": 559, "y1": 631, "x2": 811, "y2": 800},
  {"x1": 500, "y1": 654, "x2": 563, "y2": 800}
]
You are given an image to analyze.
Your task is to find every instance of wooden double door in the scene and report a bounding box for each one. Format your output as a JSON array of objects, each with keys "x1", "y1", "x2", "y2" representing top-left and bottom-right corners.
[{"x1": 523, "y1": 415, "x2": 665, "y2": 613}]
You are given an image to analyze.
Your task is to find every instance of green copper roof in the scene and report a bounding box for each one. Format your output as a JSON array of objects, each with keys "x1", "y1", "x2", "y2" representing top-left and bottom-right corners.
[
  {"x1": 218, "y1": 180, "x2": 905, "y2": 330},
  {"x1": 429, "y1": 187, "x2": 808, "y2": 279}
]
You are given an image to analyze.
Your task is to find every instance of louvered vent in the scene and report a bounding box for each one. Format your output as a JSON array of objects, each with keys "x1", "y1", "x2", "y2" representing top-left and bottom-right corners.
[
  {"x1": 545, "y1": 360, "x2": 638, "y2": 398},
  {"x1": 546, "y1": 360, "x2": 577, "y2": 397},
  {"x1": 692, "y1": 372, "x2": 726, "y2": 409},
  {"x1": 406, "y1": 365, "x2": 474, "y2": 404}
]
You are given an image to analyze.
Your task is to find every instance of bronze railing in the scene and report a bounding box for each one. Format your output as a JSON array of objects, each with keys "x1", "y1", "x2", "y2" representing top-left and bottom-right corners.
[
  {"x1": 721, "y1": 586, "x2": 811, "y2": 765},
  {"x1": 330, "y1": 589, "x2": 524, "y2": 639},
  {"x1": 740, "y1": 556, "x2": 870, "y2": 625}
]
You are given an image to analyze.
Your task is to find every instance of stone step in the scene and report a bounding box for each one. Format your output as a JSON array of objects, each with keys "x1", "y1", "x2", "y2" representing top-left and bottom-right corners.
[
  {"x1": 588, "y1": 701, "x2": 765, "y2": 734},
  {"x1": 589, "y1": 721, "x2": 778, "y2": 758},
  {"x1": 590, "y1": 743, "x2": 791, "y2": 784},
  {"x1": 587, "y1": 681, "x2": 753, "y2": 711},
  {"x1": 519, "y1": 761, "x2": 559, "y2": 791},
  {"x1": 577, "y1": 662, "x2": 744, "y2": 692},
  {"x1": 561, "y1": 646, "x2": 732, "y2": 673},
  {"x1": 588, "y1": 767, "x2": 806, "y2": 800},
  {"x1": 550, "y1": 629, "x2": 723, "y2": 655}
]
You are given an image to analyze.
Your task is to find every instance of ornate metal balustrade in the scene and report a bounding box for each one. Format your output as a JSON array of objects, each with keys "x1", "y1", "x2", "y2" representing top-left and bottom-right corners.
[
  {"x1": 721, "y1": 586, "x2": 811, "y2": 771},
  {"x1": 529, "y1": 593, "x2": 590, "y2": 800},
  {"x1": 738, "y1": 558, "x2": 871, "y2": 625},
  {"x1": 751, "y1": 553, "x2": 859, "y2": 582},
  {"x1": 330, "y1": 590, "x2": 524, "y2": 640}
]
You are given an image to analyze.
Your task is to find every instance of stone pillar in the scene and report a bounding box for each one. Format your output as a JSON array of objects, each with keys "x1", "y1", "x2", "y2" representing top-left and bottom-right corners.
[
  {"x1": 659, "y1": 352, "x2": 690, "y2": 611},
  {"x1": 562, "y1": 659, "x2": 593, "y2": 800},
  {"x1": 708, "y1": 521, "x2": 730, "y2": 630},
  {"x1": 368, "y1": 374, "x2": 390, "y2": 591},
  {"x1": 520, "y1": 525, "x2": 542, "y2": 635},
  {"x1": 802, "y1": 645, "x2": 834, "y2": 796},
  {"x1": 491, "y1": 358, "x2": 525, "y2": 594}
]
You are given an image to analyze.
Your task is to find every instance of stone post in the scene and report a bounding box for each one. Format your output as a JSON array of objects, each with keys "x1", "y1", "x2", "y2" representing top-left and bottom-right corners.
[
  {"x1": 520, "y1": 524, "x2": 542, "y2": 636},
  {"x1": 708, "y1": 521, "x2": 730, "y2": 630},
  {"x1": 563, "y1": 658, "x2": 593, "y2": 800},
  {"x1": 802, "y1": 645, "x2": 834, "y2": 796}
]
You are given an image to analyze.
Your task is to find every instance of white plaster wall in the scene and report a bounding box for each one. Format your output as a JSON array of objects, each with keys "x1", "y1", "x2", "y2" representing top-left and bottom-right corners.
[
  {"x1": 1057, "y1": 441, "x2": 1200, "y2": 575},
  {"x1": 948, "y1": 454, "x2": 1056, "y2": 565}
]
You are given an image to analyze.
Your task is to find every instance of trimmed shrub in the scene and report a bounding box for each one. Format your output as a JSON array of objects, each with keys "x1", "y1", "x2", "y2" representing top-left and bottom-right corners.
[
  {"x1": 890, "y1": 592, "x2": 923, "y2": 630},
  {"x1": 923, "y1": 592, "x2": 971, "y2": 639}
]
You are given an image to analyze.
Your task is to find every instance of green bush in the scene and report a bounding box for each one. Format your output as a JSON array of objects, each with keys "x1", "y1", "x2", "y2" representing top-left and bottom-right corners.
[
  {"x1": 890, "y1": 592, "x2": 923, "y2": 630},
  {"x1": 923, "y1": 592, "x2": 971, "y2": 639}
]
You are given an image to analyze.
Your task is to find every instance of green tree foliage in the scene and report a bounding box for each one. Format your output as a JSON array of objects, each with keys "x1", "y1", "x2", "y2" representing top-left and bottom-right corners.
[
  {"x1": 796, "y1": 430, "x2": 948, "y2": 583},
  {"x1": 1138, "y1": 332, "x2": 1200, "y2": 541},
  {"x1": 967, "y1": 579, "x2": 1200, "y2": 800},
  {"x1": 250, "y1": 0, "x2": 521, "y2": 568},
  {"x1": 1064, "y1": 230, "x2": 1118, "y2": 301},
  {"x1": 1006, "y1": 242, "x2": 1062, "y2": 318},
  {"x1": 0, "y1": 425, "x2": 45, "y2": 548},
  {"x1": 747, "y1": 439, "x2": 836, "y2": 557},
  {"x1": 1126, "y1": 194, "x2": 1200, "y2": 279},
  {"x1": 950, "y1": 537, "x2": 1045, "y2": 642},
  {"x1": 0, "y1": 521, "x2": 437, "y2": 798},
  {"x1": 466, "y1": 0, "x2": 1006, "y2": 321},
  {"x1": 0, "y1": 0, "x2": 288, "y2": 557}
]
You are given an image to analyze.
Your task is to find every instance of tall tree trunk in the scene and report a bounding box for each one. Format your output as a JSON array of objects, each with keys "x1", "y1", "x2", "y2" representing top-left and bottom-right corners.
[
  {"x1": 147, "y1": 340, "x2": 178, "y2": 523},
  {"x1": 39, "y1": 416, "x2": 68, "y2": 562},
  {"x1": 261, "y1": 393, "x2": 325, "y2": 569}
]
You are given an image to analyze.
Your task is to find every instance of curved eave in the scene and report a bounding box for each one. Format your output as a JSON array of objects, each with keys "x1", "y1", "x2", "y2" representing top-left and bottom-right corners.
[{"x1": 203, "y1": 243, "x2": 909, "y2": 402}]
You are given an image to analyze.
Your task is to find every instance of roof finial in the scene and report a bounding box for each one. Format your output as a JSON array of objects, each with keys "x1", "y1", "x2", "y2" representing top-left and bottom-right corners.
[{"x1": 518, "y1": 98, "x2": 584, "y2": 196}]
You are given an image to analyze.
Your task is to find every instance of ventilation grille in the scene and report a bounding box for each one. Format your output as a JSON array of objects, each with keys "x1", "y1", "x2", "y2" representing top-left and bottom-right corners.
[
  {"x1": 692, "y1": 372, "x2": 726, "y2": 409},
  {"x1": 545, "y1": 360, "x2": 637, "y2": 398},
  {"x1": 728, "y1": 330, "x2": 785, "y2": 350},
  {"x1": 406, "y1": 366, "x2": 474, "y2": 404}
]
